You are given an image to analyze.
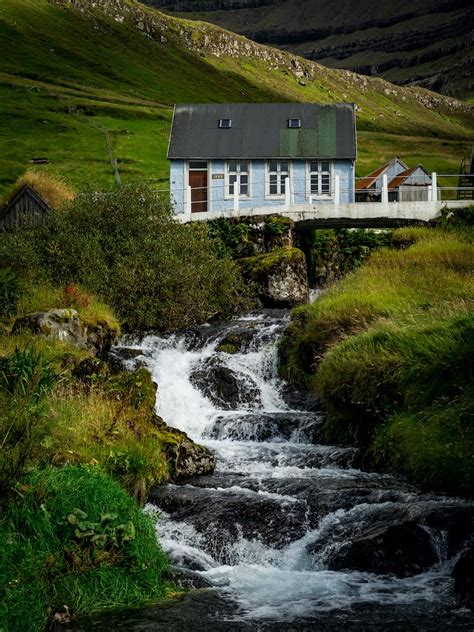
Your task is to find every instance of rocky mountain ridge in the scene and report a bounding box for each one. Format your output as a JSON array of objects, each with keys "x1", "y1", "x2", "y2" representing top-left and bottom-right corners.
[
  {"x1": 140, "y1": 0, "x2": 473, "y2": 98},
  {"x1": 49, "y1": 0, "x2": 471, "y2": 115}
]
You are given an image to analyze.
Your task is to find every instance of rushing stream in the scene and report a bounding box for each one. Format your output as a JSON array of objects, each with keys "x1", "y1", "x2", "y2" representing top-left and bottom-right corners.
[{"x1": 73, "y1": 310, "x2": 472, "y2": 631}]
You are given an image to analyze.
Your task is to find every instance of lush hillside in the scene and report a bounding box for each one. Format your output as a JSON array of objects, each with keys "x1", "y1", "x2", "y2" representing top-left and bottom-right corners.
[
  {"x1": 145, "y1": 0, "x2": 474, "y2": 100},
  {"x1": 0, "y1": 0, "x2": 473, "y2": 198}
]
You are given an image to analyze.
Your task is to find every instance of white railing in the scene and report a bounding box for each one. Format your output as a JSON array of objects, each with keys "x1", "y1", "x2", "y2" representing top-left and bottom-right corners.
[{"x1": 161, "y1": 172, "x2": 473, "y2": 216}]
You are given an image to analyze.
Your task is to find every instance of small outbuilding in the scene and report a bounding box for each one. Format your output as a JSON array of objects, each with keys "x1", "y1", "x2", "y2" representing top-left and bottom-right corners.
[
  {"x1": 388, "y1": 165, "x2": 432, "y2": 202},
  {"x1": 0, "y1": 184, "x2": 51, "y2": 230},
  {"x1": 167, "y1": 103, "x2": 357, "y2": 214},
  {"x1": 355, "y1": 157, "x2": 408, "y2": 202}
]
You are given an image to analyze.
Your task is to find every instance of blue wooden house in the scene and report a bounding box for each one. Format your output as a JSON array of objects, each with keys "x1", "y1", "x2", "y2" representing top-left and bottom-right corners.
[{"x1": 167, "y1": 103, "x2": 356, "y2": 214}]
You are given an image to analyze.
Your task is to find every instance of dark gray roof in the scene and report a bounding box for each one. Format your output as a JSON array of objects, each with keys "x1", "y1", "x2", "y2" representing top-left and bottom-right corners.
[{"x1": 167, "y1": 103, "x2": 356, "y2": 160}]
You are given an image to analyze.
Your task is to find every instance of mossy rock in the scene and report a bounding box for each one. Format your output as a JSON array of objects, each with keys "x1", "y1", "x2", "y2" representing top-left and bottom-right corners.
[{"x1": 239, "y1": 247, "x2": 309, "y2": 308}]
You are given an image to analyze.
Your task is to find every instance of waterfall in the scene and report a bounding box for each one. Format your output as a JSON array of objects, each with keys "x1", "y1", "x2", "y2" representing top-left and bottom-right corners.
[{"x1": 107, "y1": 310, "x2": 473, "y2": 630}]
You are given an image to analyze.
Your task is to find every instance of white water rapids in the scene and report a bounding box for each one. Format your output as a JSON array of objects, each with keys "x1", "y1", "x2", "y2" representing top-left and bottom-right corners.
[{"x1": 112, "y1": 310, "x2": 471, "y2": 629}]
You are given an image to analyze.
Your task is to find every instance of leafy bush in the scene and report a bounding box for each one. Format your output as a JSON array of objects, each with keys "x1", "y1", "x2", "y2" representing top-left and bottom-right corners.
[
  {"x1": 0, "y1": 466, "x2": 169, "y2": 631},
  {"x1": 298, "y1": 228, "x2": 392, "y2": 286},
  {"x1": 0, "y1": 268, "x2": 23, "y2": 319},
  {"x1": 0, "y1": 184, "x2": 250, "y2": 331}
]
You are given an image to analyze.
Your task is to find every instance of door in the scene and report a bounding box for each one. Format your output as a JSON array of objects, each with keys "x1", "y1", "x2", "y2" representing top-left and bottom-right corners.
[{"x1": 189, "y1": 163, "x2": 208, "y2": 213}]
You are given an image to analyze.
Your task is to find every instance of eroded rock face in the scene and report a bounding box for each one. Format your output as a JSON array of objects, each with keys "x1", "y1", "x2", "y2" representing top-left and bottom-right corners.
[
  {"x1": 153, "y1": 416, "x2": 216, "y2": 481},
  {"x1": 12, "y1": 308, "x2": 118, "y2": 356},
  {"x1": 239, "y1": 247, "x2": 309, "y2": 308}
]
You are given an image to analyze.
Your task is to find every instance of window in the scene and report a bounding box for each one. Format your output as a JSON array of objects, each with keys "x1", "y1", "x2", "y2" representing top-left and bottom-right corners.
[
  {"x1": 189, "y1": 161, "x2": 207, "y2": 170},
  {"x1": 267, "y1": 161, "x2": 289, "y2": 196},
  {"x1": 288, "y1": 118, "x2": 301, "y2": 128},
  {"x1": 226, "y1": 160, "x2": 249, "y2": 197},
  {"x1": 219, "y1": 118, "x2": 232, "y2": 129},
  {"x1": 309, "y1": 161, "x2": 331, "y2": 197}
]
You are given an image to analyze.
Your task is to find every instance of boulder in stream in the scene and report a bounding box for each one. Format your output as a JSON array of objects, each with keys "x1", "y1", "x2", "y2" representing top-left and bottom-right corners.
[
  {"x1": 190, "y1": 357, "x2": 262, "y2": 409},
  {"x1": 238, "y1": 247, "x2": 309, "y2": 308}
]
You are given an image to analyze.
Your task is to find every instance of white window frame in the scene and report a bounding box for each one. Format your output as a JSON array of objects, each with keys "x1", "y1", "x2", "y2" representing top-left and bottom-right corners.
[
  {"x1": 224, "y1": 160, "x2": 251, "y2": 199},
  {"x1": 265, "y1": 160, "x2": 291, "y2": 199},
  {"x1": 307, "y1": 160, "x2": 333, "y2": 199}
]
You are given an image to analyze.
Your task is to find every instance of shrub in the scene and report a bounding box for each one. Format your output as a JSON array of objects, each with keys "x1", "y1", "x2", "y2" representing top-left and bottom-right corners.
[
  {"x1": 0, "y1": 466, "x2": 169, "y2": 631},
  {"x1": 0, "y1": 184, "x2": 250, "y2": 331},
  {"x1": 0, "y1": 268, "x2": 24, "y2": 319}
]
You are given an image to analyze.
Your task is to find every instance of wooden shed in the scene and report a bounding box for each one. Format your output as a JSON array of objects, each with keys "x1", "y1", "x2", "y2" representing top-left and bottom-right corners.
[
  {"x1": 388, "y1": 165, "x2": 432, "y2": 202},
  {"x1": 0, "y1": 184, "x2": 51, "y2": 230}
]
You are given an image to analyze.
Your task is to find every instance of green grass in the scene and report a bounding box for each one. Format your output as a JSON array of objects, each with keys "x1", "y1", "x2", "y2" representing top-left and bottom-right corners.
[
  {"x1": 280, "y1": 221, "x2": 474, "y2": 493},
  {"x1": 0, "y1": 466, "x2": 170, "y2": 632},
  {"x1": 0, "y1": 0, "x2": 472, "y2": 198}
]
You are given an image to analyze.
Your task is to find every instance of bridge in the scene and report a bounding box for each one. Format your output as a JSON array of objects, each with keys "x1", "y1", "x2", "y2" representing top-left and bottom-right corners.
[{"x1": 177, "y1": 199, "x2": 469, "y2": 230}]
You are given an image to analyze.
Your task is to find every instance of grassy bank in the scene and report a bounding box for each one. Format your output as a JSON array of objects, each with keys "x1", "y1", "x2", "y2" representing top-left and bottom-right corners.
[
  {"x1": 0, "y1": 277, "x2": 196, "y2": 629},
  {"x1": 280, "y1": 214, "x2": 474, "y2": 494}
]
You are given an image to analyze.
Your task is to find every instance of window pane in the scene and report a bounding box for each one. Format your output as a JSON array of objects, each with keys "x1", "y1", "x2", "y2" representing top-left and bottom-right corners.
[
  {"x1": 189, "y1": 161, "x2": 207, "y2": 170},
  {"x1": 280, "y1": 175, "x2": 287, "y2": 194},
  {"x1": 311, "y1": 175, "x2": 319, "y2": 194},
  {"x1": 239, "y1": 161, "x2": 248, "y2": 173},
  {"x1": 240, "y1": 174, "x2": 248, "y2": 185},
  {"x1": 269, "y1": 173, "x2": 277, "y2": 195},
  {"x1": 322, "y1": 174, "x2": 330, "y2": 194},
  {"x1": 280, "y1": 162, "x2": 289, "y2": 173},
  {"x1": 228, "y1": 160, "x2": 237, "y2": 173},
  {"x1": 310, "y1": 161, "x2": 319, "y2": 173},
  {"x1": 269, "y1": 161, "x2": 278, "y2": 173},
  {"x1": 321, "y1": 161, "x2": 330, "y2": 173},
  {"x1": 240, "y1": 183, "x2": 248, "y2": 196},
  {"x1": 229, "y1": 174, "x2": 237, "y2": 196}
]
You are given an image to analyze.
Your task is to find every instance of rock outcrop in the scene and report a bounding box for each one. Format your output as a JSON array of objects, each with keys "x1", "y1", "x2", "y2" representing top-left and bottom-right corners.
[
  {"x1": 153, "y1": 416, "x2": 216, "y2": 480},
  {"x1": 239, "y1": 247, "x2": 309, "y2": 308},
  {"x1": 12, "y1": 308, "x2": 119, "y2": 356}
]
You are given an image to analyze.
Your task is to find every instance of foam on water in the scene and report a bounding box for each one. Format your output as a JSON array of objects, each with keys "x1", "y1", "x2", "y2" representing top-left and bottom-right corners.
[{"x1": 126, "y1": 312, "x2": 466, "y2": 626}]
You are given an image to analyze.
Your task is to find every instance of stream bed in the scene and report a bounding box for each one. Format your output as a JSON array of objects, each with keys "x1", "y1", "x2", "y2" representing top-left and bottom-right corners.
[{"x1": 71, "y1": 310, "x2": 473, "y2": 631}]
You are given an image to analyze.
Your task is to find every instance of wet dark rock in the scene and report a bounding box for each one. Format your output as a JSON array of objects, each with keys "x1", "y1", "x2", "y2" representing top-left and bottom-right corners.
[
  {"x1": 205, "y1": 411, "x2": 325, "y2": 443},
  {"x1": 325, "y1": 520, "x2": 438, "y2": 577},
  {"x1": 149, "y1": 484, "x2": 309, "y2": 554},
  {"x1": 279, "y1": 383, "x2": 322, "y2": 412},
  {"x1": 190, "y1": 357, "x2": 261, "y2": 409},
  {"x1": 452, "y1": 541, "x2": 474, "y2": 606},
  {"x1": 216, "y1": 329, "x2": 255, "y2": 354},
  {"x1": 108, "y1": 347, "x2": 149, "y2": 373},
  {"x1": 164, "y1": 565, "x2": 213, "y2": 590}
]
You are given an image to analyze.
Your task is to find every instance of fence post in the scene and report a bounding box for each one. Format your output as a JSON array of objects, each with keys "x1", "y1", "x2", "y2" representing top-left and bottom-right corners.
[
  {"x1": 186, "y1": 186, "x2": 192, "y2": 214},
  {"x1": 427, "y1": 185, "x2": 432, "y2": 202},
  {"x1": 334, "y1": 175, "x2": 340, "y2": 205},
  {"x1": 431, "y1": 173, "x2": 437, "y2": 202},
  {"x1": 233, "y1": 186, "x2": 239, "y2": 212},
  {"x1": 309, "y1": 195, "x2": 313, "y2": 206},
  {"x1": 285, "y1": 177, "x2": 290, "y2": 208},
  {"x1": 382, "y1": 174, "x2": 388, "y2": 204}
]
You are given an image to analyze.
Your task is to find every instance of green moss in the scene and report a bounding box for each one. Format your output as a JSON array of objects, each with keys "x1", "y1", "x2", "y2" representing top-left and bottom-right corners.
[
  {"x1": 240, "y1": 247, "x2": 305, "y2": 278},
  {"x1": 217, "y1": 342, "x2": 239, "y2": 354}
]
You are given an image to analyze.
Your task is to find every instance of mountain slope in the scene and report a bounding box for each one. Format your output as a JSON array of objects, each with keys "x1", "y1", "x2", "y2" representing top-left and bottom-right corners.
[
  {"x1": 143, "y1": 0, "x2": 474, "y2": 99},
  {"x1": 0, "y1": 0, "x2": 472, "y2": 198}
]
